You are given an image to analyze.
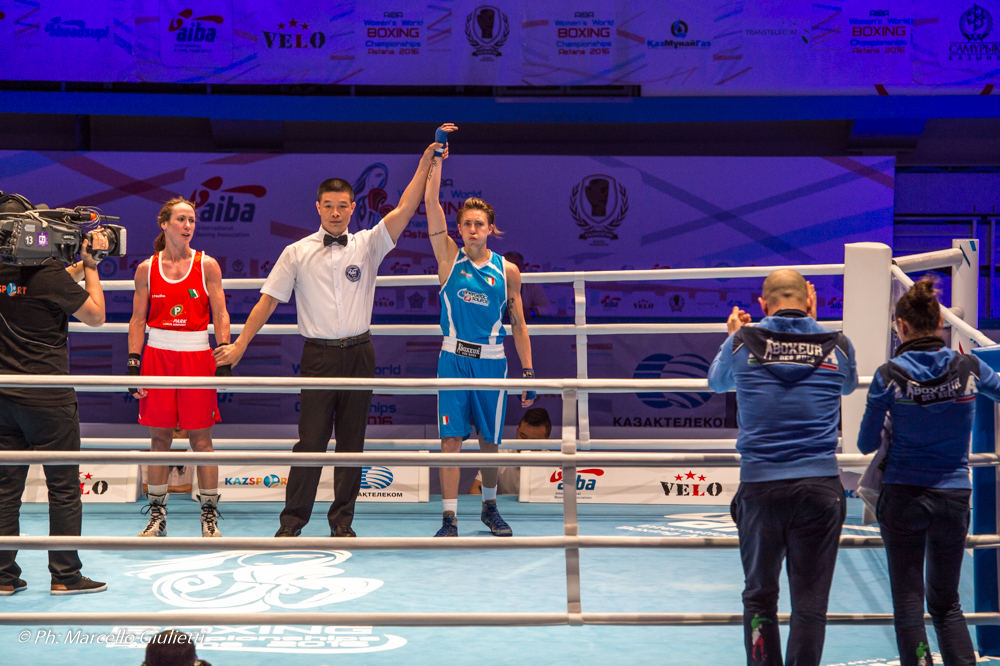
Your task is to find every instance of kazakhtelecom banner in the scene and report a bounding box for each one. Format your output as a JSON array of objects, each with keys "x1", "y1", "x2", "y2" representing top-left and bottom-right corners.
[
  {"x1": 0, "y1": 150, "x2": 892, "y2": 426},
  {"x1": 0, "y1": 0, "x2": 993, "y2": 92}
]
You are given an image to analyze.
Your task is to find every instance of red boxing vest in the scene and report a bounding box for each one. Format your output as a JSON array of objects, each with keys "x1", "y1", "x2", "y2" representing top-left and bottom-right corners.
[{"x1": 147, "y1": 250, "x2": 211, "y2": 332}]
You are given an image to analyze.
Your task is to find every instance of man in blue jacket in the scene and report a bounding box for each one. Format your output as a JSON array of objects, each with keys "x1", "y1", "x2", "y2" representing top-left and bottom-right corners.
[{"x1": 709, "y1": 269, "x2": 857, "y2": 666}]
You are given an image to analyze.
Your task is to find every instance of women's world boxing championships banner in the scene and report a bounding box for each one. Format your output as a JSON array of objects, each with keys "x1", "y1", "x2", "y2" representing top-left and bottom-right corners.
[
  {"x1": 0, "y1": 151, "x2": 893, "y2": 427},
  {"x1": 0, "y1": 0, "x2": 993, "y2": 93}
]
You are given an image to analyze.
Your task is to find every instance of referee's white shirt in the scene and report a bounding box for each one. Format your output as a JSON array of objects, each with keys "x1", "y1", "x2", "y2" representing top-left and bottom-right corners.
[{"x1": 261, "y1": 221, "x2": 395, "y2": 340}]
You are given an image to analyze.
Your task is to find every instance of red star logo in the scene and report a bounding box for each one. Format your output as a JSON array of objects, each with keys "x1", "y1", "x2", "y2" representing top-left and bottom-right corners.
[
  {"x1": 674, "y1": 474, "x2": 683, "y2": 481},
  {"x1": 698, "y1": 475, "x2": 706, "y2": 481},
  {"x1": 301, "y1": 22, "x2": 309, "y2": 29},
  {"x1": 288, "y1": 18, "x2": 298, "y2": 27},
  {"x1": 277, "y1": 22, "x2": 285, "y2": 29},
  {"x1": 84, "y1": 473, "x2": 93, "y2": 480},
  {"x1": 685, "y1": 471, "x2": 696, "y2": 479}
]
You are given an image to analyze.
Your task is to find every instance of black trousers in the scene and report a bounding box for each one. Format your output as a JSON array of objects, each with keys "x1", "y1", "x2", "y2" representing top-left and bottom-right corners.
[
  {"x1": 279, "y1": 339, "x2": 375, "y2": 531},
  {"x1": 878, "y1": 483, "x2": 975, "y2": 666},
  {"x1": 731, "y1": 476, "x2": 846, "y2": 666},
  {"x1": 0, "y1": 398, "x2": 83, "y2": 585}
]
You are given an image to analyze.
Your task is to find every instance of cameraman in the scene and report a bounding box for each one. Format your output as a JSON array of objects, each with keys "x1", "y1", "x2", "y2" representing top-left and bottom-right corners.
[{"x1": 0, "y1": 196, "x2": 108, "y2": 596}]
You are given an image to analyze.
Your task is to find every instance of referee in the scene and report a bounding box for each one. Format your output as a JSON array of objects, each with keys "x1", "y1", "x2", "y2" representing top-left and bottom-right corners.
[{"x1": 215, "y1": 137, "x2": 443, "y2": 537}]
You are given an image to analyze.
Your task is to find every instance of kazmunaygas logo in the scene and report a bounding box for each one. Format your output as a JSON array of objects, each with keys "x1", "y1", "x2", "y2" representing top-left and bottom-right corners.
[
  {"x1": 647, "y1": 18, "x2": 711, "y2": 49},
  {"x1": 45, "y1": 17, "x2": 110, "y2": 41},
  {"x1": 571, "y1": 174, "x2": 628, "y2": 245},
  {"x1": 952, "y1": 4, "x2": 1000, "y2": 59},
  {"x1": 224, "y1": 473, "x2": 286, "y2": 487},
  {"x1": 359, "y1": 466, "x2": 403, "y2": 498},
  {"x1": 466, "y1": 5, "x2": 510, "y2": 59}
]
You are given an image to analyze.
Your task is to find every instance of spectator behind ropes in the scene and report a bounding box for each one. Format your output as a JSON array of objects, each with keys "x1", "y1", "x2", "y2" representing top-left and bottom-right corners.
[{"x1": 469, "y1": 408, "x2": 552, "y2": 496}]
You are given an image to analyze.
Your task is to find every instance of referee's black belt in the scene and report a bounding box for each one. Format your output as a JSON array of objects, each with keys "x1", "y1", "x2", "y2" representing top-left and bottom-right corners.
[{"x1": 305, "y1": 331, "x2": 371, "y2": 348}]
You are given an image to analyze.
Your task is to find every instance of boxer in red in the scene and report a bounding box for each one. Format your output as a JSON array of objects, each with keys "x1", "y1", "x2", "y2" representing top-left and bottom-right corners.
[{"x1": 128, "y1": 197, "x2": 231, "y2": 538}]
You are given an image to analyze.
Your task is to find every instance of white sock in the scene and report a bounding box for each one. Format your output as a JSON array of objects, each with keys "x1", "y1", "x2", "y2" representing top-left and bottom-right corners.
[
  {"x1": 442, "y1": 499, "x2": 458, "y2": 515},
  {"x1": 199, "y1": 488, "x2": 218, "y2": 496},
  {"x1": 148, "y1": 484, "x2": 168, "y2": 497},
  {"x1": 481, "y1": 486, "x2": 498, "y2": 502}
]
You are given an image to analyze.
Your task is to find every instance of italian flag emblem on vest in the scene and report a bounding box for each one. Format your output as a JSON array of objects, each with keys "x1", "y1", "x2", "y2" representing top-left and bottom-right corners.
[{"x1": 440, "y1": 415, "x2": 449, "y2": 425}]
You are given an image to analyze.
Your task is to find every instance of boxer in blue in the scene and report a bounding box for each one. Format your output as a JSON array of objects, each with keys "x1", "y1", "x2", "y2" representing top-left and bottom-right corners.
[{"x1": 424, "y1": 125, "x2": 535, "y2": 537}]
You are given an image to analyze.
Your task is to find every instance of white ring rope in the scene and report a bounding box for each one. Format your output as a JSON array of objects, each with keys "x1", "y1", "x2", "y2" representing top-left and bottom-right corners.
[
  {"x1": 0, "y1": 611, "x2": 997, "y2": 628},
  {"x1": 0, "y1": 450, "x2": 996, "y2": 467},
  {"x1": 0, "y1": 375, "x2": 873, "y2": 393},
  {"x1": 92, "y1": 262, "x2": 849, "y2": 291}
]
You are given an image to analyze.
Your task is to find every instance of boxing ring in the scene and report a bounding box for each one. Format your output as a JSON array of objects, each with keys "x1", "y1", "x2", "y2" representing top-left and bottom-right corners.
[{"x1": 1, "y1": 241, "x2": 999, "y2": 662}]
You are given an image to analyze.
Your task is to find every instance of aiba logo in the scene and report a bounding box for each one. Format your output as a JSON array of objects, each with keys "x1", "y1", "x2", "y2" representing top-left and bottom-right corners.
[
  {"x1": 190, "y1": 176, "x2": 266, "y2": 223},
  {"x1": 263, "y1": 17, "x2": 328, "y2": 50},
  {"x1": 169, "y1": 8, "x2": 224, "y2": 42},
  {"x1": 551, "y1": 468, "x2": 604, "y2": 491},
  {"x1": 634, "y1": 353, "x2": 713, "y2": 409},
  {"x1": 45, "y1": 17, "x2": 110, "y2": 41},
  {"x1": 361, "y1": 466, "x2": 394, "y2": 490},
  {"x1": 669, "y1": 294, "x2": 685, "y2": 312},
  {"x1": 600, "y1": 294, "x2": 620, "y2": 309},
  {"x1": 466, "y1": 5, "x2": 510, "y2": 59},
  {"x1": 571, "y1": 174, "x2": 628, "y2": 245}
]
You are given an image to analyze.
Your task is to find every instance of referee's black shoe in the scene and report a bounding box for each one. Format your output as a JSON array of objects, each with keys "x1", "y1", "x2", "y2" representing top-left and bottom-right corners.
[
  {"x1": 275, "y1": 525, "x2": 301, "y2": 537},
  {"x1": 332, "y1": 525, "x2": 357, "y2": 537}
]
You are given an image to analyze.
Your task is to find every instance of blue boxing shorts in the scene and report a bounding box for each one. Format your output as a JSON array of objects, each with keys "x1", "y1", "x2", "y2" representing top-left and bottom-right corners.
[{"x1": 437, "y1": 350, "x2": 508, "y2": 445}]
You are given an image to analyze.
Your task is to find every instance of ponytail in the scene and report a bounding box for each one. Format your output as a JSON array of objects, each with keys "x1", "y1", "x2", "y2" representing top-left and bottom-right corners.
[{"x1": 895, "y1": 278, "x2": 941, "y2": 336}]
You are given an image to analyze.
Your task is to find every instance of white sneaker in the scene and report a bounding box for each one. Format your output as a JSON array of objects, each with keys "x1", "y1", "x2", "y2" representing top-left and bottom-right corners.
[
  {"x1": 138, "y1": 493, "x2": 167, "y2": 537},
  {"x1": 198, "y1": 494, "x2": 222, "y2": 537}
]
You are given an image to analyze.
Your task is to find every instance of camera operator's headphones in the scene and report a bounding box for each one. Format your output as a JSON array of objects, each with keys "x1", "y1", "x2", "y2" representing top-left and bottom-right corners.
[{"x1": 0, "y1": 192, "x2": 34, "y2": 213}]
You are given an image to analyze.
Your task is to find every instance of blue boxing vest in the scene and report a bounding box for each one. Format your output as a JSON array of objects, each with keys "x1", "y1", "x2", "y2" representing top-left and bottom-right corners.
[{"x1": 439, "y1": 249, "x2": 507, "y2": 355}]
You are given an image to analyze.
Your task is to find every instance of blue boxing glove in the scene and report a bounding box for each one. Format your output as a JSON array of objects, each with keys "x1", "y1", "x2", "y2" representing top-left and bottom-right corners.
[
  {"x1": 434, "y1": 127, "x2": 449, "y2": 156},
  {"x1": 523, "y1": 368, "x2": 536, "y2": 401}
]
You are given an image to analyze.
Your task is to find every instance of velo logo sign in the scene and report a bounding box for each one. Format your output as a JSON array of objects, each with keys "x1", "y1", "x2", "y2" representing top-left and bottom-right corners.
[
  {"x1": 160, "y1": 2, "x2": 233, "y2": 67},
  {"x1": 571, "y1": 174, "x2": 628, "y2": 246}
]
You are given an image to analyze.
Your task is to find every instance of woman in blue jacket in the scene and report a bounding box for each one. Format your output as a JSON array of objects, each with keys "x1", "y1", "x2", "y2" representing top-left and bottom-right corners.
[{"x1": 859, "y1": 279, "x2": 1000, "y2": 666}]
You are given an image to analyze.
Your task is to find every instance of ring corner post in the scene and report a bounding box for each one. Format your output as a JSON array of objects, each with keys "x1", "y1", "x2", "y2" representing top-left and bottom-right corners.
[
  {"x1": 952, "y1": 238, "x2": 980, "y2": 354},
  {"x1": 841, "y1": 242, "x2": 892, "y2": 457},
  {"x1": 972, "y1": 346, "x2": 1000, "y2": 654}
]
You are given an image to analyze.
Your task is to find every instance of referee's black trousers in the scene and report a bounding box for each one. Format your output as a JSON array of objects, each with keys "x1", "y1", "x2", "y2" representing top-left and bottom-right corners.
[
  {"x1": 0, "y1": 398, "x2": 84, "y2": 585},
  {"x1": 280, "y1": 339, "x2": 375, "y2": 531}
]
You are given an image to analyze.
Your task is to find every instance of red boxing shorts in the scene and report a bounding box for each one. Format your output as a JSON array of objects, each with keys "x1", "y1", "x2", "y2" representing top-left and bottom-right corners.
[{"x1": 138, "y1": 345, "x2": 221, "y2": 430}]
